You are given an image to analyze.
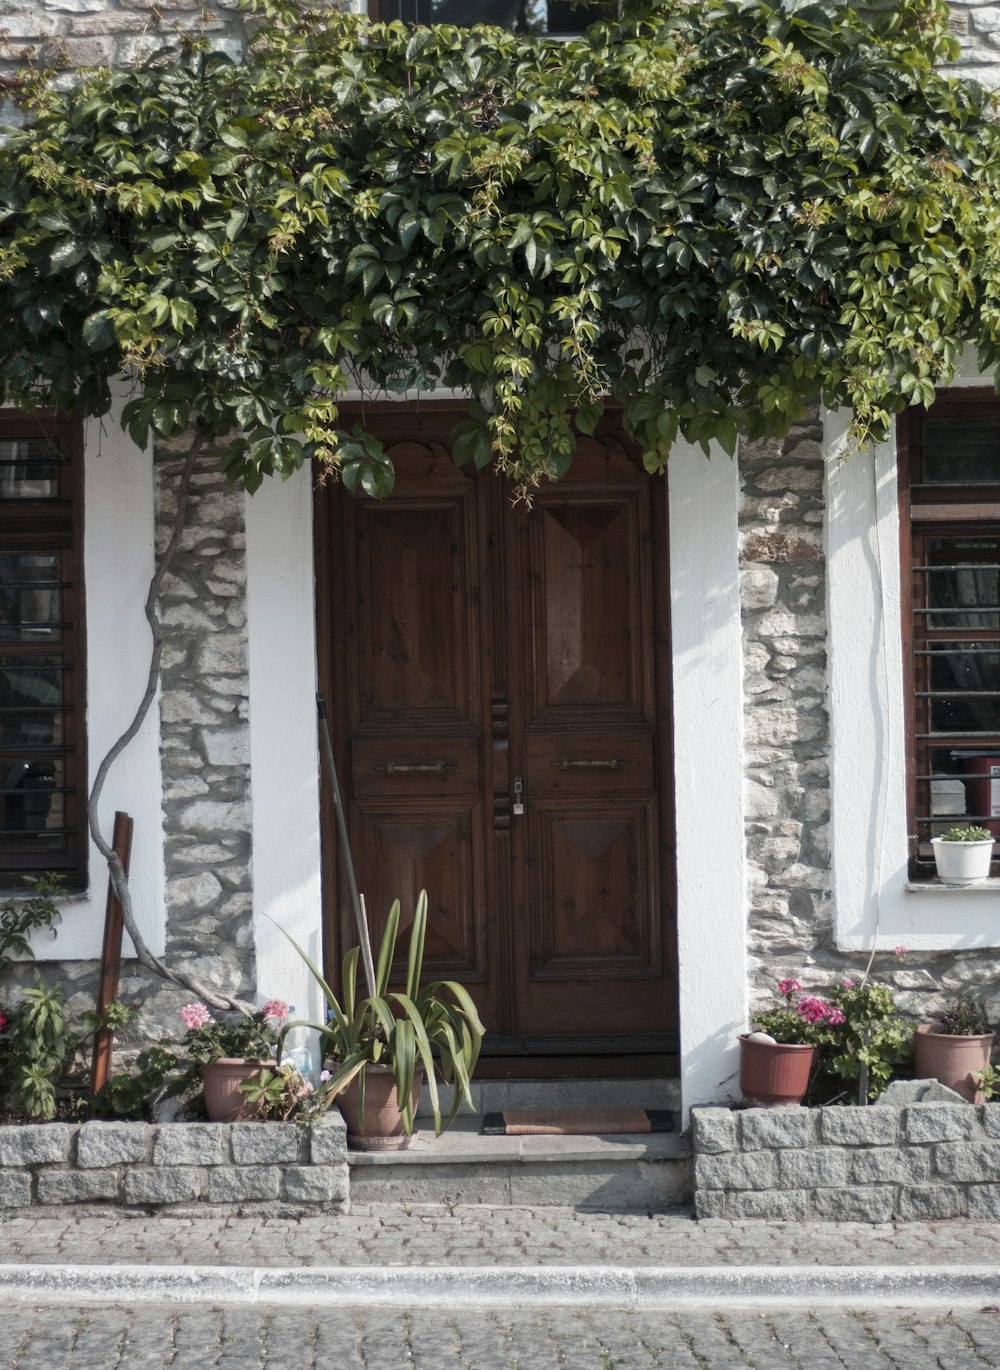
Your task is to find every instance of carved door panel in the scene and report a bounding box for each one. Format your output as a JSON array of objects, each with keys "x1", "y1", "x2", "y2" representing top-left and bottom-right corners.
[{"x1": 317, "y1": 405, "x2": 676, "y2": 1058}]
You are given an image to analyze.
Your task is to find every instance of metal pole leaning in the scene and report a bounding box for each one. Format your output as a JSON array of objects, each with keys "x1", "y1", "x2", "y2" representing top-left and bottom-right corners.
[{"x1": 316, "y1": 692, "x2": 376, "y2": 998}]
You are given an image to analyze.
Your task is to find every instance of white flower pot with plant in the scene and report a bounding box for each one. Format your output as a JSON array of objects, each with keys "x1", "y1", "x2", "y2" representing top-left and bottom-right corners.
[{"x1": 931, "y1": 826, "x2": 995, "y2": 885}]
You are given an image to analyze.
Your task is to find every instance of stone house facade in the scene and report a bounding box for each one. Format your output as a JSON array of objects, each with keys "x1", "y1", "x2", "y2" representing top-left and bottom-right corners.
[{"x1": 3, "y1": 0, "x2": 1000, "y2": 1125}]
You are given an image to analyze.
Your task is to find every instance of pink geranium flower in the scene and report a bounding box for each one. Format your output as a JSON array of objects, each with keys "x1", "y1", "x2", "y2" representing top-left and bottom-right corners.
[
  {"x1": 798, "y1": 995, "x2": 838, "y2": 1024},
  {"x1": 842, "y1": 978, "x2": 855, "y2": 989},
  {"x1": 179, "y1": 1002, "x2": 213, "y2": 1031},
  {"x1": 0, "y1": 1009, "x2": 7, "y2": 1033},
  {"x1": 261, "y1": 998, "x2": 290, "y2": 1024},
  {"x1": 894, "y1": 945, "x2": 908, "y2": 958},
  {"x1": 778, "y1": 978, "x2": 802, "y2": 996}
]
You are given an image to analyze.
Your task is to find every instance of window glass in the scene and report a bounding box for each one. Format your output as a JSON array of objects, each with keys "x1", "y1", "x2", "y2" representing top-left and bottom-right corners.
[
  {"x1": 383, "y1": 0, "x2": 606, "y2": 33},
  {"x1": 922, "y1": 418, "x2": 1000, "y2": 485},
  {"x1": 0, "y1": 438, "x2": 60, "y2": 500}
]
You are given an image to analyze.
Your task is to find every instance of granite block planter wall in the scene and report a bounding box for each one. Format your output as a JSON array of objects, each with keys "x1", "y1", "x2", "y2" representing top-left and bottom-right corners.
[
  {"x1": 692, "y1": 1104, "x2": 1000, "y2": 1221},
  {"x1": 0, "y1": 1116, "x2": 349, "y2": 1214}
]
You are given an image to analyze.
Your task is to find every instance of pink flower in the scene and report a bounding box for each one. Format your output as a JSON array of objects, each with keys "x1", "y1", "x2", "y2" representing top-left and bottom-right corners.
[
  {"x1": 261, "y1": 998, "x2": 290, "y2": 1024},
  {"x1": 778, "y1": 979, "x2": 802, "y2": 996},
  {"x1": 320, "y1": 1069, "x2": 331, "y2": 1082},
  {"x1": 798, "y1": 995, "x2": 838, "y2": 1024},
  {"x1": 179, "y1": 1002, "x2": 213, "y2": 1031},
  {"x1": 0, "y1": 1009, "x2": 7, "y2": 1033},
  {"x1": 825, "y1": 1006, "x2": 846, "y2": 1025},
  {"x1": 842, "y1": 978, "x2": 855, "y2": 989},
  {"x1": 894, "y1": 945, "x2": 908, "y2": 958}
]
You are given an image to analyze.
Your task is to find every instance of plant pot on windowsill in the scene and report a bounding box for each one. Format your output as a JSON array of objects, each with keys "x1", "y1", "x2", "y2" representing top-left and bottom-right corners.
[
  {"x1": 202, "y1": 1058, "x2": 278, "y2": 1121},
  {"x1": 931, "y1": 827, "x2": 995, "y2": 885},
  {"x1": 739, "y1": 1033, "x2": 814, "y2": 1108}
]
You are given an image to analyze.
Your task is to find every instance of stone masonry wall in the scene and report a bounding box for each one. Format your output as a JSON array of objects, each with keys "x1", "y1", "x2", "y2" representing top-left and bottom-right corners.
[
  {"x1": 693, "y1": 1104, "x2": 1000, "y2": 1223},
  {"x1": 0, "y1": 1114, "x2": 349, "y2": 1213},
  {"x1": 146, "y1": 440, "x2": 256, "y2": 1033}
]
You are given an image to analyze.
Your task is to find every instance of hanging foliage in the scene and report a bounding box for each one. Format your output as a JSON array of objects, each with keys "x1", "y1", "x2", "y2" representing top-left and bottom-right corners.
[{"x1": 0, "y1": 0, "x2": 997, "y2": 495}]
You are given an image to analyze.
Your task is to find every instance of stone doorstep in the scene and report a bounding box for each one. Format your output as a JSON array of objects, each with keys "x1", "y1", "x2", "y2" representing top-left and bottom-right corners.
[
  {"x1": 414, "y1": 1077, "x2": 681, "y2": 1120},
  {"x1": 346, "y1": 1118, "x2": 692, "y2": 1211}
]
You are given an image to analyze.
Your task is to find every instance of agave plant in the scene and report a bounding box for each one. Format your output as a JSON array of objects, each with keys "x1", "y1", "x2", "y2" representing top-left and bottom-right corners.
[{"x1": 278, "y1": 890, "x2": 484, "y2": 1137}]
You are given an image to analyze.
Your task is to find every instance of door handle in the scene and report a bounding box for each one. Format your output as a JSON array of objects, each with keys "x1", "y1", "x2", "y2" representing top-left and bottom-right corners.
[
  {"x1": 551, "y1": 757, "x2": 626, "y2": 771},
  {"x1": 513, "y1": 775, "x2": 525, "y2": 815},
  {"x1": 375, "y1": 760, "x2": 454, "y2": 775}
]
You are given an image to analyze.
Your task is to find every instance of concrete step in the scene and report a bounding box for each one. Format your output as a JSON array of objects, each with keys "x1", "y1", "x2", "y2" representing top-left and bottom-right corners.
[{"x1": 351, "y1": 1080, "x2": 689, "y2": 1212}]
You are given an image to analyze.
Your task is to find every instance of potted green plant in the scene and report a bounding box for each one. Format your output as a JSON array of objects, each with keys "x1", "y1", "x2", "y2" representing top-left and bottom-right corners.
[
  {"x1": 931, "y1": 825, "x2": 995, "y2": 885},
  {"x1": 913, "y1": 995, "x2": 995, "y2": 1103},
  {"x1": 176, "y1": 1000, "x2": 289, "y2": 1121},
  {"x1": 280, "y1": 890, "x2": 484, "y2": 1150}
]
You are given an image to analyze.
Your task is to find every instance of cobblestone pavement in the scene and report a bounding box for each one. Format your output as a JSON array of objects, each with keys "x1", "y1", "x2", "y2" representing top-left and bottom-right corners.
[
  {"x1": 4, "y1": 1303, "x2": 1000, "y2": 1369},
  {"x1": 6, "y1": 1205, "x2": 1000, "y2": 1268}
]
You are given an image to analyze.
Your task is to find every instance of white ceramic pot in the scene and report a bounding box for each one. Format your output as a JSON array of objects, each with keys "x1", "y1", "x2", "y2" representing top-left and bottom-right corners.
[{"x1": 931, "y1": 837, "x2": 994, "y2": 885}]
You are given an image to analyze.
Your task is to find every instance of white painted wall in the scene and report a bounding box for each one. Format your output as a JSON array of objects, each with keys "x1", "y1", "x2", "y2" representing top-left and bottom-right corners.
[
  {"x1": 31, "y1": 385, "x2": 167, "y2": 959},
  {"x1": 827, "y1": 355, "x2": 1000, "y2": 952},
  {"x1": 669, "y1": 442, "x2": 748, "y2": 1120},
  {"x1": 244, "y1": 468, "x2": 325, "y2": 1045}
]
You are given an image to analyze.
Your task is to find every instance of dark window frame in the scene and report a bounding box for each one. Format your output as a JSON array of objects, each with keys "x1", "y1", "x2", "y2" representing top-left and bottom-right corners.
[
  {"x1": 0, "y1": 409, "x2": 86, "y2": 890},
  {"x1": 899, "y1": 390, "x2": 1000, "y2": 879}
]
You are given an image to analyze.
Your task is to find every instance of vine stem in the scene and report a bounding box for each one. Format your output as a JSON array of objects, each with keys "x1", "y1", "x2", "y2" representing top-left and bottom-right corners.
[{"x1": 87, "y1": 432, "x2": 254, "y2": 1015}]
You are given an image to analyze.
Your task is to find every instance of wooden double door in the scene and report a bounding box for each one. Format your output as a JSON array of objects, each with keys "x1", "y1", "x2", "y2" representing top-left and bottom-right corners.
[{"x1": 316, "y1": 404, "x2": 678, "y2": 1065}]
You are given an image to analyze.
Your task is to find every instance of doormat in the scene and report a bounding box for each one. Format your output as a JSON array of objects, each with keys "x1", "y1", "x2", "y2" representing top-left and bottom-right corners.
[{"x1": 481, "y1": 1108, "x2": 674, "y2": 1136}]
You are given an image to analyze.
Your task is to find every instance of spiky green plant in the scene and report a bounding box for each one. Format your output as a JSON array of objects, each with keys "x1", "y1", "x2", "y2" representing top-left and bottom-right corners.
[{"x1": 278, "y1": 890, "x2": 484, "y2": 1137}]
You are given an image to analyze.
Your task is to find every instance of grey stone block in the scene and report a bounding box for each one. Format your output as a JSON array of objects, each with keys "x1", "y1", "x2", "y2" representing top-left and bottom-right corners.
[
  {"x1": 968, "y1": 1185, "x2": 1000, "y2": 1219},
  {"x1": 207, "y1": 1166, "x2": 281, "y2": 1202},
  {"x1": 904, "y1": 1105, "x2": 974, "y2": 1144},
  {"x1": 0, "y1": 1171, "x2": 31, "y2": 1207},
  {"x1": 820, "y1": 1107, "x2": 898, "y2": 1147},
  {"x1": 740, "y1": 1109, "x2": 811, "y2": 1151},
  {"x1": 36, "y1": 1169, "x2": 119, "y2": 1204},
  {"x1": 282, "y1": 1166, "x2": 349, "y2": 1205},
  {"x1": 230, "y1": 1123, "x2": 304, "y2": 1165},
  {"x1": 851, "y1": 1146, "x2": 929, "y2": 1185},
  {"x1": 935, "y1": 1141, "x2": 1000, "y2": 1182},
  {"x1": 811, "y1": 1185, "x2": 895, "y2": 1223},
  {"x1": 309, "y1": 1114, "x2": 348, "y2": 1166},
  {"x1": 694, "y1": 1187, "x2": 726, "y2": 1219},
  {"x1": 980, "y1": 1105, "x2": 1000, "y2": 1138},
  {"x1": 726, "y1": 1188, "x2": 809, "y2": 1220},
  {"x1": 153, "y1": 1124, "x2": 226, "y2": 1167},
  {"x1": 0, "y1": 1124, "x2": 72, "y2": 1167},
  {"x1": 694, "y1": 1150, "x2": 775, "y2": 1191},
  {"x1": 77, "y1": 1122, "x2": 148, "y2": 1168},
  {"x1": 896, "y1": 1184, "x2": 963, "y2": 1221},
  {"x1": 878, "y1": 1079, "x2": 966, "y2": 1106},
  {"x1": 124, "y1": 1168, "x2": 205, "y2": 1206},
  {"x1": 777, "y1": 1148, "x2": 849, "y2": 1188},
  {"x1": 690, "y1": 1109, "x2": 736, "y2": 1155}
]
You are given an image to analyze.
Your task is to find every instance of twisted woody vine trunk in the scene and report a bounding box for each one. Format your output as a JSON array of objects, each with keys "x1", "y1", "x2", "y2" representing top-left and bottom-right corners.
[{"x1": 86, "y1": 433, "x2": 254, "y2": 1015}]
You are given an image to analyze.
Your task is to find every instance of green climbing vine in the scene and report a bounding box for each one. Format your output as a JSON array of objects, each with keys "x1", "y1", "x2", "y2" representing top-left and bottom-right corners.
[{"x1": 0, "y1": 0, "x2": 998, "y2": 496}]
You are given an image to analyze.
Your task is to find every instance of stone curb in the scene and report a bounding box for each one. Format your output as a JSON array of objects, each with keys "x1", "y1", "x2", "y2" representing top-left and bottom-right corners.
[{"x1": 3, "y1": 1263, "x2": 1000, "y2": 1308}]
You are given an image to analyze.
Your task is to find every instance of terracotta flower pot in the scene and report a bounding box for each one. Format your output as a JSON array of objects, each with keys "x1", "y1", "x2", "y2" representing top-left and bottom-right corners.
[
  {"x1": 202, "y1": 1057, "x2": 277, "y2": 1122},
  {"x1": 913, "y1": 1025, "x2": 994, "y2": 1103},
  {"x1": 337, "y1": 1064, "x2": 423, "y2": 1151},
  {"x1": 739, "y1": 1034, "x2": 814, "y2": 1107}
]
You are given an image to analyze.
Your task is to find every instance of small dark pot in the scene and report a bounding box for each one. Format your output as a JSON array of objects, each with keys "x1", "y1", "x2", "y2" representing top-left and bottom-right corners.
[{"x1": 739, "y1": 1035, "x2": 814, "y2": 1107}]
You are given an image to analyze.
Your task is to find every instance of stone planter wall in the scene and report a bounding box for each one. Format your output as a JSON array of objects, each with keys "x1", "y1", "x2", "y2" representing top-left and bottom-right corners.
[
  {"x1": 693, "y1": 1104, "x2": 1000, "y2": 1222},
  {"x1": 0, "y1": 1116, "x2": 348, "y2": 1213}
]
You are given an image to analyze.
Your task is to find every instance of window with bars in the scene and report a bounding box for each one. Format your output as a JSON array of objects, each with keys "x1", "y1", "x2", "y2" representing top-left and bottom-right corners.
[
  {"x1": 899, "y1": 392, "x2": 1000, "y2": 878},
  {"x1": 0, "y1": 412, "x2": 85, "y2": 889},
  {"x1": 368, "y1": 0, "x2": 606, "y2": 33}
]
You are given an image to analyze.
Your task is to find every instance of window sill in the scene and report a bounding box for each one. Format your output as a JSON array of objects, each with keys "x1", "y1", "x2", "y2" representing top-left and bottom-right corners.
[{"x1": 906, "y1": 878, "x2": 1000, "y2": 892}]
